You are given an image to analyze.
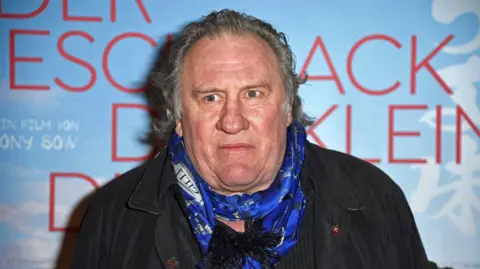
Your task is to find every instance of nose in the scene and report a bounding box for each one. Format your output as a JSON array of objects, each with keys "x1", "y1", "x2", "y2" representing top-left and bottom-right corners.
[{"x1": 216, "y1": 98, "x2": 249, "y2": 134}]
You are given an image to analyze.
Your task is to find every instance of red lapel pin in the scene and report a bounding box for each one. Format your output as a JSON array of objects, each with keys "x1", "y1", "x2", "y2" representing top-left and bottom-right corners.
[
  {"x1": 331, "y1": 224, "x2": 341, "y2": 236},
  {"x1": 168, "y1": 256, "x2": 179, "y2": 269}
]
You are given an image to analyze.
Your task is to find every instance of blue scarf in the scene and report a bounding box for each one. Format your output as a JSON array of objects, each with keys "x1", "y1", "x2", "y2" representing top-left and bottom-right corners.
[{"x1": 168, "y1": 121, "x2": 307, "y2": 268}]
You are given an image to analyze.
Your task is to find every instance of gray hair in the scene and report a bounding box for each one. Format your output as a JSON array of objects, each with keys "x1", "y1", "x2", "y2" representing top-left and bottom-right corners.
[{"x1": 149, "y1": 9, "x2": 314, "y2": 141}]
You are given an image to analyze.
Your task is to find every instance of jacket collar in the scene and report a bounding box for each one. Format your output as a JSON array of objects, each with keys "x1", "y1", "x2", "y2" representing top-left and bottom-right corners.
[
  {"x1": 127, "y1": 148, "x2": 177, "y2": 215},
  {"x1": 303, "y1": 141, "x2": 365, "y2": 211},
  {"x1": 127, "y1": 141, "x2": 365, "y2": 214}
]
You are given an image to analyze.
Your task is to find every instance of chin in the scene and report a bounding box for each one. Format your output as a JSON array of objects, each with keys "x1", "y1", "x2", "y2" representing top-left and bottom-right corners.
[{"x1": 217, "y1": 164, "x2": 262, "y2": 193}]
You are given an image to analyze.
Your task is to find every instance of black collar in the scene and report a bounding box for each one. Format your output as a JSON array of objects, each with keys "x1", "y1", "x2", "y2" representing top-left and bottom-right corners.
[
  {"x1": 127, "y1": 148, "x2": 177, "y2": 214},
  {"x1": 127, "y1": 142, "x2": 365, "y2": 215},
  {"x1": 302, "y1": 142, "x2": 365, "y2": 211}
]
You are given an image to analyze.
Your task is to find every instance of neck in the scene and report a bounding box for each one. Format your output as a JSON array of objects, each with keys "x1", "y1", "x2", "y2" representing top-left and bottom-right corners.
[
  {"x1": 210, "y1": 175, "x2": 278, "y2": 196},
  {"x1": 219, "y1": 218, "x2": 245, "y2": 232}
]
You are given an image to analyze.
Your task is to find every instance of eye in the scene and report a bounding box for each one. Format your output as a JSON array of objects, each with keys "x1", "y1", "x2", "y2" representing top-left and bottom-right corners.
[
  {"x1": 204, "y1": 94, "x2": 218, "y2": 102},
  {"x1": 247, "y1": 90, "x2": 260, "y2": 98}
]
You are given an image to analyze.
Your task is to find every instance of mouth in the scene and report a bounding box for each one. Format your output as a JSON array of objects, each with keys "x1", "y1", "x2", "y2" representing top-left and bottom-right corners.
[{"x1": 219, "y1": 143, "x2": 254, "y2": 151}]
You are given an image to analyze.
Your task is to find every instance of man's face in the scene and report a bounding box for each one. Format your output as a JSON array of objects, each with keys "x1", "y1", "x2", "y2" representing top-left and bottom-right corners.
[{"x1": 176, "y1": 33, "x2": 292, "y2": 195}]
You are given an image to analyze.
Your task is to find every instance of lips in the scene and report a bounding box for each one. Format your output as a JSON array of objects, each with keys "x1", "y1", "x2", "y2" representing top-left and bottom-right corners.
[{"x1": 219, "y1": 143, "x2": 254, "y2": 150}]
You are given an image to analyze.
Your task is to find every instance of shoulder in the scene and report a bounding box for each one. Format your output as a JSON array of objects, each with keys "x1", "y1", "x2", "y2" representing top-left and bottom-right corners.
[
  {"x1": 85, "y1": 161, "x2": 150, "y2": 210},
  {"x1": 305, "y1": 142, "x2": 406, "y2": 203},
  {"x1": 305, "y1": 143, "x2": 429, "y2": 265},
  {"x1": 305, "y1": 142, "x2": 423, "y2": 236}
]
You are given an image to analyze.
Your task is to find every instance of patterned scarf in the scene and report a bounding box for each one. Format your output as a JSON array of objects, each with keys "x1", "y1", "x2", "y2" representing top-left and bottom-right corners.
[{"x1": 168, "y1": 121, "x2": 307, "y2": 268}]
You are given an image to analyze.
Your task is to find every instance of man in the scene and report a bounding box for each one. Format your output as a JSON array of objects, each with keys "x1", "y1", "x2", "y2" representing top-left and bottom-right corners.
[{"x1": 71, "y1": 9, "x2": 429, "y2": 269}]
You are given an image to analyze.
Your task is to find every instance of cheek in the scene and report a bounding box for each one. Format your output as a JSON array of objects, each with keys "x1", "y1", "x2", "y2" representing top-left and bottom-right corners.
[
  {"x1": 183, "y1": 107, "x2": 216, "y2": 129},
  {"x1": 187, "y1": 117, "x2": 218, "y2": 144},
  {"x1": 250, "y1": 109, "x2": 287, "y2": 135},
  {"x1": 183, "y1": 119, "x2": 217, "y2": 160}
]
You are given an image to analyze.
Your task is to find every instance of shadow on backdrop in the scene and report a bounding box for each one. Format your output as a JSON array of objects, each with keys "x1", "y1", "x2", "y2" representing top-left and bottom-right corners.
[{"x1": 53, "y1": 30, "x2": 175, "y2": 269}]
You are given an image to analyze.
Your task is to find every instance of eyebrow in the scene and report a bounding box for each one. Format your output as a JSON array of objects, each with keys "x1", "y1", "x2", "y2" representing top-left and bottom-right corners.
[
  {"x1": 245, "y1": 82, "x2": 272, "y2": 92},
  {"x1": 192, "y1": 86, "x2": 219, "y2": 95},
  {"x1": 192, "y1": 82, "x2": 272, "y2": 95}
]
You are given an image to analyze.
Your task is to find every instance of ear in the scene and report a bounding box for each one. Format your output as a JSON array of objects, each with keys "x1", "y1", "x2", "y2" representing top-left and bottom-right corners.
[
  {"x1": 175, "y1": 120, "x2": 183, "y2": 137},
  {"x1": 286, "y1": 106, "x2": 293, "y2": 127}
]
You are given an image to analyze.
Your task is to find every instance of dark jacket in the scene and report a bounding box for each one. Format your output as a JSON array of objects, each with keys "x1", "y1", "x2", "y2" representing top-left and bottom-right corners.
[{"x1": 70, "y1": 141, "x2": 429, "y2": 269}]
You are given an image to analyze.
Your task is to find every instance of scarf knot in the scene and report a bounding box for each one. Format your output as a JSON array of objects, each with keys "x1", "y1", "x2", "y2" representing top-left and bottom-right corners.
[{"x1": 200, "y1": 219, "x2": 282, "y2": 269}]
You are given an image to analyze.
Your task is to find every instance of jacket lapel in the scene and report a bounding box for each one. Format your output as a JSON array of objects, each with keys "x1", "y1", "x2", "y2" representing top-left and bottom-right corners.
[
  {"x1": 153, "y1": 199, "x2": 185, "y2": 269},
  {"x1": 127, "y1": 149, "x2": 187, "y2": 269},
  {"x1": 302, "y1": 142, "x2": 368, "y2": 269},
  {"x1": 154, "y1": 185, "x2": 202, "y2": 269}
]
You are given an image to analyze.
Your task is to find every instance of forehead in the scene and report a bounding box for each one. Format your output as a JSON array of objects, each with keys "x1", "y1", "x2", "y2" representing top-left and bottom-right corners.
[{"x1": 181, "y1": 33, "x2": 282, "y2": 90}]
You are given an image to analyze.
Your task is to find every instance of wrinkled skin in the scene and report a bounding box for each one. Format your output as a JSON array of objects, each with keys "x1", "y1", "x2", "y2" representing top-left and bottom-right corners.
[{"x1": 176, "y1": 33, "x2": 292, "y2": 197}]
